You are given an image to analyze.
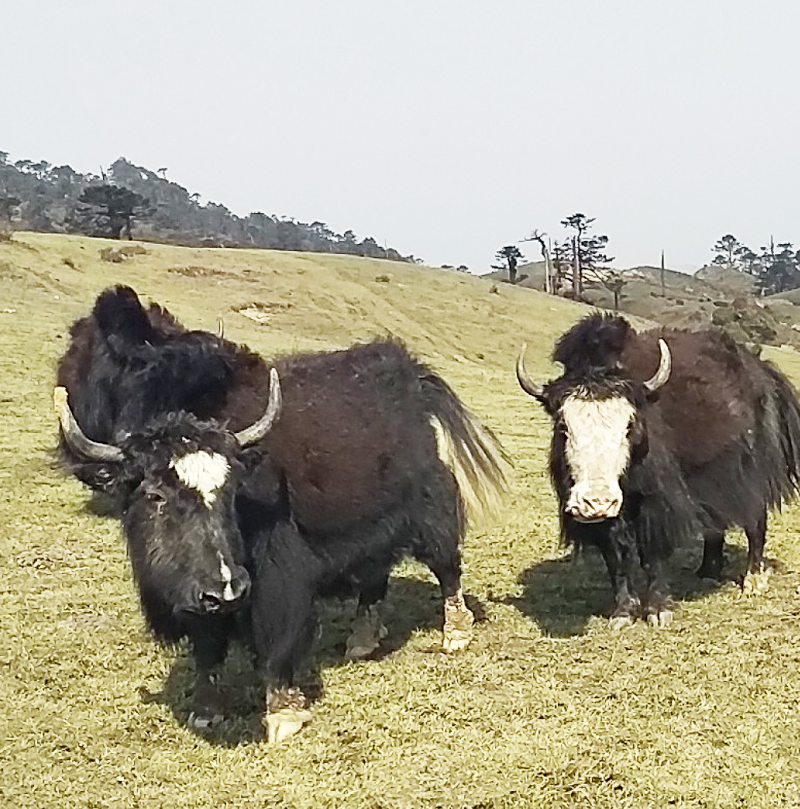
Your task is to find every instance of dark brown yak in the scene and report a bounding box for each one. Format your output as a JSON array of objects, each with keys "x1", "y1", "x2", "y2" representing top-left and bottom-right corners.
[
  {"x1": 56, "y1": 286, "x2": 508, "y2": 741},
  {"x1": 517, "y1": 313, "x2": 800, "y2": 627}
]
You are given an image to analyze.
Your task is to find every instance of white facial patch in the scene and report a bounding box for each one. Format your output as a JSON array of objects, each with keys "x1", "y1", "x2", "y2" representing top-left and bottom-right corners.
[
  {"x1": 170, "y1": 451, "x2": 230, "y2": 507},
  {"x1": 561, "y1": 394, "x2": 635, "y2": 517},
  {"x1": 218, "y1": 552, "x2": 235, "y2": 601}
]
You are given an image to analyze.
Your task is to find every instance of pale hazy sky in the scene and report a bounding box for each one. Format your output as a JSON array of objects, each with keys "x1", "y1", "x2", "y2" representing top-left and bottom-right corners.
[{"x1": 4, "y1": 2, "x2": 800, "y2": 273}]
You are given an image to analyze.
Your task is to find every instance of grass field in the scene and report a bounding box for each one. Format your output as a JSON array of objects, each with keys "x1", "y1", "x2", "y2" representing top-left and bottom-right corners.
[{"x1": 2, "y1": 232, "x2": 800, "y2": 808}]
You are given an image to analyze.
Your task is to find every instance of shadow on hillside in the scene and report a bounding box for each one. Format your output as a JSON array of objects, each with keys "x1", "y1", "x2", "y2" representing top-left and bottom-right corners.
[
  {"x1": 145, "y1": 575, "x2": 485, "y2": 747},
  {"x1": 508, "y1": 541, "x2": 750, "y2": 637}
]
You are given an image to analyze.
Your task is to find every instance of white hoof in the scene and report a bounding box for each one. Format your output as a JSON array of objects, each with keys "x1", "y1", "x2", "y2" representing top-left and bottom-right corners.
[
  {"x1": 742, "y1": 567, "x2": 771, "y2": 597},
  {"x1": 264, "y1": 708, "x2": 313, "y2": 744},
  {"x1": 646, "y1": 610, "x2": 673, "y2": 629},
  {"x1": 442, "y1": 592, "x2": 474, "y2": 653},
  {"x1": 609, "y1": 614, "x2": 635, "y2": 631},
  {"x1": 345, "y1": 607, "x2": 388, "y2": 660}
]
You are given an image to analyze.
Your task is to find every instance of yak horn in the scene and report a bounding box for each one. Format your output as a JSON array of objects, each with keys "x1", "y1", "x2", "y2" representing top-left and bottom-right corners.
[
  {"x1": 516, "y1": 344, "x2": 545, "y2": 400},
  {"x1": 234, "y1": 368, "x2": 282, "y2": 447},
  {"x1": 217, "y1": 319, "x2": 225, "y2": 339},
  {"x1": 643, "y1": 339, "x2": 671, "y2": 393},
  {"x1": 54, "y1": 387, "x2": 125, "y2": 462}
]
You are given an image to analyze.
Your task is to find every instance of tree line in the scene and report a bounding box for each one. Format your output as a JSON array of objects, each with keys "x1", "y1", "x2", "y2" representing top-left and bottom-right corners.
[
  {"x1": 492, "y1": 223, "x2": 800, "y2": 304},
  {"x1": 711, "y1": 234, "x2": 800, "y2": 296},
  {"x1": 493, "y1": 213, "x2": 625, "y2": 307},
  {"x1": 0, "y1": 152, "x2": 414, "y2": 262}
]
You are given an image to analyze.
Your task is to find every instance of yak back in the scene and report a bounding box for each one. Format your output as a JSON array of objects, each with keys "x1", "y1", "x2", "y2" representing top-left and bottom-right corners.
[
  {"x1": 58, "y1": 287, "x2": 460, "y2": 532},
  {"x1": 620, "y1": 327, "x2": 763, "y2": 471},
  {"x1": 230, "y1": 340, "x2": 442, "y2": 532}
]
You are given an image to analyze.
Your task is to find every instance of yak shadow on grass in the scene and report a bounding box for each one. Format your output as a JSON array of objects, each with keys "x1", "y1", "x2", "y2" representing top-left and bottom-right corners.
[
  {"x1": 146, "y1": 575, "x2": 485, "y2": 747},
  {"x1": 509, "y1": 540, "x2": 751, "y2": 638}
]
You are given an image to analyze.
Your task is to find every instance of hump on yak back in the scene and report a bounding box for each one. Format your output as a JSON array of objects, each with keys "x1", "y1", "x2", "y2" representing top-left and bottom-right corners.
[
  {"x1": 56, "y1": 286, "x2": 185, "y2": 387},
  {"x1": 621, "y1": 324, "x2": 768, "y2": 470},
  {"x1": 552, "y1": 313, "x2": 633, "y2": 375},
  {"x1": 265, "y1": 338, "x2": 436, "y2": 531},
  {"x1": 56, "y1": 285, "x2": 240, "y2": 443}
]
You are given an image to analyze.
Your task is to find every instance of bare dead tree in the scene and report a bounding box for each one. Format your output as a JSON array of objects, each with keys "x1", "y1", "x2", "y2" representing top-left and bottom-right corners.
[{"x1": 522, "y1": 230, "x2": 554, "y2": 293}]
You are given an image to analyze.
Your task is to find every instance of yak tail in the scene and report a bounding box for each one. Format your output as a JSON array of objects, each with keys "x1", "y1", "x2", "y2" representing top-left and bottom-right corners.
[
  {"x1": 421, "y1": 372, "x2": 510, "y2": 528},
  {"x1": 764, "y1": 361, "x2": 800, "y2": 500}
]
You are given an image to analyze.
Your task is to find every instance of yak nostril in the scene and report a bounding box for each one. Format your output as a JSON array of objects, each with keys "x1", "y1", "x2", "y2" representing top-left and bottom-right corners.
[
  {"x1": 222, "y1": 566, "x2": 250, "y2": 602},
  {"x1": 199, "y1": 591, "x2": 223, "y2": 613},
  {"x1": 230, "y1": 576, "x2": 250, "y2": 601}
]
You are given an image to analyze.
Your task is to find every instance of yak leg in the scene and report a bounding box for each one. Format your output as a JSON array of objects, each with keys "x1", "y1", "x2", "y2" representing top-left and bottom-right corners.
[
  {"x1": 346, "y1": 577, "x2": 389, "y2": 661},
  {"x1": 598, "y1": 537, "x2": 640, "y2": 630},
  {"x1": 441, "y1": 585, "x2": 474, "y2": 653},
  {"x1": 250, "y1": 522, "x2": 317, "y2": 743},
  {"x1": 743, "y1": 509, "x2": 770, "y2": 595},
  {"x1": 417, "y1": 540, "x2": 473, "y2": 652},
  {"x1": 185, "y1": 615, "x2": 231, "y2": 731},
  {"x1": 414, "y1": 474, "x2": 474, "y2": 653},
  {"x1": 697, "y1": 530, "x2": 725, "y2": 580},
  {"x1": 641, "y1": 556, "x2": 674, "y2": 628}
]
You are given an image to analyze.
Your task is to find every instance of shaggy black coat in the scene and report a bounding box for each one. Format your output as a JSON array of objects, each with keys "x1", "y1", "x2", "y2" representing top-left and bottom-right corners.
[
  {"x1": 537, "y1": 313, "x2": 800, "y2": 620},
  {"x1": 57, "y1": 286, "x2": 507, "y2": 696}
]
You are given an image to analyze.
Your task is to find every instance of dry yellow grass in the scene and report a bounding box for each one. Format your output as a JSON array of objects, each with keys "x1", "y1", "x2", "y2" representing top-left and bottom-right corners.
[{"x1": 2, "y1": 232, "x2": 800, "y2": 808}]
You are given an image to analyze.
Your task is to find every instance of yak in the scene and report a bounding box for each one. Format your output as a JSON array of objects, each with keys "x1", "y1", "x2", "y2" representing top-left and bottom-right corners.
[
  {"x1": 516, "y1": 313, "x2": 800, "y2": 628},
  {"x1": 55, "y1": 286, "x2": 507, "y2": 742}
]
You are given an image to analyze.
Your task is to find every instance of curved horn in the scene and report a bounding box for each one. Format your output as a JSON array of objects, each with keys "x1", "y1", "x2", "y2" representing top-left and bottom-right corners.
[
  {"x1": 54, "y1": 387, "x2": 125, "y2": 462},
  {"x1": 643, "y1": 338, "x2": 671, "y2": 393},
  {"x1": 516, "y1": 344, "x2": 545, "y2": 400},
  {"x1": 217, "y1": 318, "x2": 225, "y2": 339},
  {"x1": 234, "y1": 368, "x2": 282, "y2": 447}
]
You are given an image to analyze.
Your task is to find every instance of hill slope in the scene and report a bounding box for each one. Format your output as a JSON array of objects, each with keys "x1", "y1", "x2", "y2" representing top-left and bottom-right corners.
[
  {"x1": 487, "y1": 260, "x2": 800, "y2": 348},
  {"x1": 2, "y1": 233, "x2": 800, "y2": 809}
]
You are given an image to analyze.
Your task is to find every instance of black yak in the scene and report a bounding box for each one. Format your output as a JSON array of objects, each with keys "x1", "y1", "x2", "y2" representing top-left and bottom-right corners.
[
  {"x1": 55, "y1": 286, "x2": 507, "y2": 741},
  {"x1": 516, "y1": 313, "x2": 800, "y2": 628}
]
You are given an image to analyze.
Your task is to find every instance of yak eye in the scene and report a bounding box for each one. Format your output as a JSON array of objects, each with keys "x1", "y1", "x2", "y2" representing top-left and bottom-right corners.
[{"x1": 143, "y1": 488, "x2": 166, "y2": 504}]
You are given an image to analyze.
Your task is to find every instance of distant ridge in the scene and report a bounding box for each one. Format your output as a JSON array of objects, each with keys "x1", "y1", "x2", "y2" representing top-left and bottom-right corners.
[{"x1": 0, "y1": 151, "x2": 415, "y2": 262}]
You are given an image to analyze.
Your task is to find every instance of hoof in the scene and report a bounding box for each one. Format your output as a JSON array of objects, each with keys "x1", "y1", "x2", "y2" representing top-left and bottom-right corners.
[
  {"x1": 264, "y1": 708, "x2": 313, "y2": 744},
  {"x1": 645, "y1": 609, "x2": 673, "y2": 629},
  {"x1": 265, "y1": 687, "x2": 312, "y2": 744},
  {"x1": 442, "y1": 592, "x2": 474, "y2": 653},
  {"x1": 741, "y1": 567, "x2": 771, "y2": 596},
  {"x1": 609, "y1": 614, "x2": 635, "y2": 631},
  {"x1": 187, "y1": 711, "x2": 224, "y2": 731},
  {"x1": 345, "y1": 607, "x2": 388, "y2": 661}
]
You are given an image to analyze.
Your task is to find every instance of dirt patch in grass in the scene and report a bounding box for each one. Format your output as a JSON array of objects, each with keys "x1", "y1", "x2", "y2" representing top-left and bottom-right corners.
[
  {"x1": 234, "y1": 301, "x2": 294, "y2": 324},
  {"x1": 167, "y1": 264, "x2": 232, "y2": 279}
]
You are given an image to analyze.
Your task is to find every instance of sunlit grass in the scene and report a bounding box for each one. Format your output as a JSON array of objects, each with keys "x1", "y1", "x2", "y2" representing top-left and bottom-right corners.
[{"x1": 1, "y1": 232, "x2": 799, "y2": 808}]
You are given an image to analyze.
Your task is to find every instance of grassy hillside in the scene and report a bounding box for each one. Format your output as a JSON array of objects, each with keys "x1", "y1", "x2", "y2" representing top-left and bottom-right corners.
[{"x1": 2, "y1": 232, "x2": 800, "y2": 808}]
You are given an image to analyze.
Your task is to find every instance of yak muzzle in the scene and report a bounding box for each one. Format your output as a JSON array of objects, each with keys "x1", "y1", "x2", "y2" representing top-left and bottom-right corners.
[
  {"x1": 566, "y1": 483, "x2": 623, "y2": 522},
  {"x1": 196, "y1": 566, "x2": 251, "y2": 614}
]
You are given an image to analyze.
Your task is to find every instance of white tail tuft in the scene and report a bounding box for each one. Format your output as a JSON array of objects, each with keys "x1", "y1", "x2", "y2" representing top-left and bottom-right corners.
[{"x1": 431, "y1": 415, "x2": 508, "y2": 529}]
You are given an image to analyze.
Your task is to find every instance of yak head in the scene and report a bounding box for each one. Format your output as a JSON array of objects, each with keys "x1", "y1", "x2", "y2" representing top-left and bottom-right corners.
[
  {"x1": 55, "y1": 370, "x2": 281, "y2": 617},
  {"x1": 516, "y1": 340, "x2": 671, "y2": 522}
]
